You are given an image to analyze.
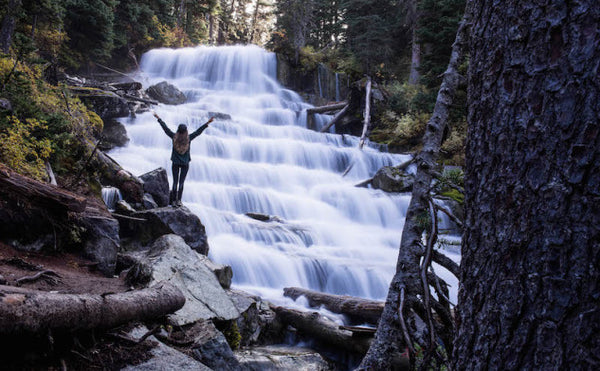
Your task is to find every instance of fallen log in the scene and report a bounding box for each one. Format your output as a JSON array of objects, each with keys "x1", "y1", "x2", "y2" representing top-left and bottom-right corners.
[
  {"x1": 0, "y1": 164, "x2": 86, "y2": 213},
  {"x1": 272, "y1": 305, "x2": 371, "y2": 355},
  {"x1": 319, "y1": 104, "x2": 349, "y2": 133},
  {"x1": 306, "y1": 101, "x2": 347, "y2": 115},
  {"x1": 0, "y1": 283, "x2": 185, "y2": 335},
  {"x1": 283, "y1": 287, "x2": 384, "y2": 324}
]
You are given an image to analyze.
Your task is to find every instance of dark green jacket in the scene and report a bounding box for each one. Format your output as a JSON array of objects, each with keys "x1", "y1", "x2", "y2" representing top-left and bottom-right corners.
[{"x1": 158, "y1": 118, "x2": 209, "y2": 165}]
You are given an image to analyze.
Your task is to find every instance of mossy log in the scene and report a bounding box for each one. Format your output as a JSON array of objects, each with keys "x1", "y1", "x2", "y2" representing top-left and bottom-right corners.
[
  {"x1": 0, "y1": 164, "x2": 86, "y2": 213},
  {"x1": 0, "y1": 283, "x2": 185, "y2": 334}
]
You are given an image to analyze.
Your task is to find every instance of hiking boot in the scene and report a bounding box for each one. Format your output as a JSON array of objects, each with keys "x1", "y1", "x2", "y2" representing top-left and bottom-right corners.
[{"x1": 169, "y1": 190, "x2": 177, "y2": 206}]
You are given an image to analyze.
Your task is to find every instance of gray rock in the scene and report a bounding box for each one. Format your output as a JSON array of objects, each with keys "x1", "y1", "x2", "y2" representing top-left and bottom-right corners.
[
  {"x1": 147, "y1": 235, "x2": 240, "y2": 325},
  {"x1": 0, "y1": 98, "x2": 12, "y2": 111},
  {"x1": 208, "y1": 111, "x2": 232, "y2": 120},
  {"x1": 0, "y1": 274, "x2": 5, "y2": 284},
  {"x1": 236, "y1": 345, "x2": 333, "y2": 371},
  {"x1": 188, "y1": 320, "x2": 241, "y2": 370},
  {"x1": 227, "y1": 290, "x2": 280, "y2": 346},
  {"x1": 110, "y1": 81, "x2": 143, "y2": 91},
  {"x1": 146, "y1": 81, "x2": 187, "y2": 105},
  {"x1": 78, "y1": 91, "x2": 130, "y2": 119},
  {"x1": 116, "y1": 200, "x2": 136, "y2": 214},
  {"x1": 371, "y1": 166, "x2": 415, "y2": 193},
  {"x1": 80, "y1": 214, "x2": 119, "y2": 276},
  {"x1": 122, "y1": 325, "x2": 211, "y2": 371},
  {"x1": 139, "y1": 168, "x2": 170, "y2": 207},
  {"x1": 99, "y1": 118, "x2": 129, "y2": 151},
  {"x1": 143, "y1": 193, "x2": 159, "y2": 210},
  {"x1": 201, "y1": 256, "x2": 233, "y2": 289},
  {"x1": 121, "y1": 206, "x2": 209, "y2": 254}
]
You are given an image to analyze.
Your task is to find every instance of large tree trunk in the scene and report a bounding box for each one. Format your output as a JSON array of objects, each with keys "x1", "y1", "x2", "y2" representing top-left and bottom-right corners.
[
  {"x1": 0, "y1": 0, "x2": 21, "y2": 53},
  {"x1": 0, "y1": 283, "x2": 185, "y2": 334},
  {"x1": 453, "y1": 1, "x2": 600, "y2": 369},
  {"x1": 358, "y1": 11, "x2": 469, "y2": 370}
]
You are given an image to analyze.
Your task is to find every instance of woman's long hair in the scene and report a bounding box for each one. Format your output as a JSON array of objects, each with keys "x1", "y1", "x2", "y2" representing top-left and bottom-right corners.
[{"x1": 173, "y1": 124, "x2": 190, "y2": 154}]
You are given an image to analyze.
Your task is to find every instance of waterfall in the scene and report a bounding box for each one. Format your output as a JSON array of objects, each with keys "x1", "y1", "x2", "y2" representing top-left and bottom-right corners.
[
  {"x1": 102, "y1": 186, "x2": 122, "y2": 211},
  {"x1": 110, "y1": 45, "x2": 459, "y2": 305}
]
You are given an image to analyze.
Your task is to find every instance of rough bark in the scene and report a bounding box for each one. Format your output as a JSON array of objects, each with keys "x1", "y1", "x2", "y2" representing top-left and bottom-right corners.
[
  {"x1": 0, "y1": 164, "x2": 86, "y2": 213},
  {"x1": 283, "y1": 287, "x2": 384, "y2": 324},
  {"x1": 0, "y1": 0, "x2": 20, "y2": 53},
  {"x1": 0, "y1": 283, "x2": 185, "y2": 334},
  {"x1": 358, "y1": 11, "x2": 469, "y2": 370},
  {"x1": 454, "y1": 1, "x2": 600, "y2": 370}
]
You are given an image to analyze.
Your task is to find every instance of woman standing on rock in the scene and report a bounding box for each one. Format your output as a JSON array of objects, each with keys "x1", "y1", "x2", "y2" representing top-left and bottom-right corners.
[{"x1": 153, "y1": 112, "x2": 214, "y2": 206}]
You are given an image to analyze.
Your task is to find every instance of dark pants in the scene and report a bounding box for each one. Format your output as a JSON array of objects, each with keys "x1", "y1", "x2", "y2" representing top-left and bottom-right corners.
[{"x1": 172, "y1": 164, "x2": 189, "y2": 200}]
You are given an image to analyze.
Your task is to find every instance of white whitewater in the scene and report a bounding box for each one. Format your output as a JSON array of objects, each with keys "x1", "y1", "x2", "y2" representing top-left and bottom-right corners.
[{"x1": 110, "y1": 45, "x2": 459, "y2": 307}]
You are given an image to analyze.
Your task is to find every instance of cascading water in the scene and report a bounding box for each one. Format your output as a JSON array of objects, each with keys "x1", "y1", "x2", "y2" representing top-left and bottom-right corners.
[{"x1": 110, "y1": 45, "x2": 459, "y2": 307}]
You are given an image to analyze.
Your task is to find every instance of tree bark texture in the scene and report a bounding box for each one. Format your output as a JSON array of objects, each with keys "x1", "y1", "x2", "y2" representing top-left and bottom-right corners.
[
  {"x1": 0, "y1": 0, "x2": 21, "y2": 53},
  {"x1": 0, "y1": 283, "x2": 185, "y2": 334},
  {"x1": 359, "y1": 12, "x2": 469, "y2": 370},
  {"x1": 454, "y1": 1, "x2": 600, "y2": 370},
  {"x1": 283, "y1": 287, "x2": 384, "y2": 324}
]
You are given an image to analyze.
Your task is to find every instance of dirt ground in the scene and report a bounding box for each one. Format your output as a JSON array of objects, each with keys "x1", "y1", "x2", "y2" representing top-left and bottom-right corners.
[{"x1": 0, "y1": 242, "x2": 159, "y2": 370}]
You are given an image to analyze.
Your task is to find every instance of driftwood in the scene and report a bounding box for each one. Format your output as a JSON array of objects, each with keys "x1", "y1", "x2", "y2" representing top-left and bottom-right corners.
[
  {"x1": 272, "y1": 305, "x2": 372, "y2": 354},
  {"x1": 0, "y1": 283, "x2": 185, "y2": 334},
  {"x1": 319, "y1": 104, "x2": 349, "y2": 133},
  {"x1": 358, "y1": 76, "x2": 372, "y2": 150},
  {"x1": 306, "y1": 101, "x2": 347, "y2": 115},
  {"x1": 0, "y1": 164, "x2": 86, "y2": 213},
  {"x1": 283, "y1": 287, "x2": 384, "y2": 324}
]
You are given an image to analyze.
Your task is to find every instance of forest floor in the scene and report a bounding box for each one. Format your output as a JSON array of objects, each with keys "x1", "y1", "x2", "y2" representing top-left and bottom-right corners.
[{"x1": 0, "y1": 242, "x2": 157, "y2": 370}]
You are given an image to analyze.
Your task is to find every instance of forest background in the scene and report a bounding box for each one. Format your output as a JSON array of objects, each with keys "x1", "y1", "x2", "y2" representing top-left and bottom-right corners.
[{"x1": 0, "y1": 0, "x2": 466, "y2": 181}]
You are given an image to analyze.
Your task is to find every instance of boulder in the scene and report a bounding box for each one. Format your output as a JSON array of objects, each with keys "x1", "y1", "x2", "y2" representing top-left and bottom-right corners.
[
  {"x1": 188, "y1": 320, "x2": 241, "y2": 370},
  {"x1": 371, "y1": 166, "x2": 415, "y2": 193},
  {"x1": 227, "y1": 289, "x2": 281, "y2": 347},
  {"x1": 120, "y1": 206, "x2": 209, "y2": 254},
  {"x1": 201, "y1": 256, "x2": 233, "y2": 289},
  {"x1": 146, "y1": 235, "x2": 240, "y2": 325},
  {"x1": 79, "y1": 213, "x2": 119, "y2": 276},
  {"x1": 78, "y1": 90, "x2": 130, "y2": 119},
  {"x1": 99, "y1": 118, "x2": 129, "y2": 151},
  {"x1": 146, "y1": 81, "x2": 187, "y2": 105},
  {"x1": 236, "y1": 346, "x2": 333, "y2": 370},
  {"x1": 139, "y1": 168, "x2": 170, "y2": 207},
  {"x1": 0, "y1": 98, "x2": 12, "y2": 111},
  {"x1": 142, "y1": 193, "x2": 159, "y2": 210},
  {"x1": 122, "y1": 325, "x2": 211, "y2": 371}
]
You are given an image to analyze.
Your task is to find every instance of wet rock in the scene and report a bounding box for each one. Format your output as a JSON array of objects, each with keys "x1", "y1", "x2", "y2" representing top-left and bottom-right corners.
[
  {"x1": 115, "y1": 169, "x2": 145, "y2": 205},
  {"x1": 99, "y1": 118, "x2": 129, "y2": 151},
  {"x1": 188, "y1": 320, "x2": 241, "y2": 370},
  {"x1": 123, "y1": 325, "x2": 211, "y2": 371},
  {"x1": 228, "y1": 289, "x2": 281, "y2": 346},
  {"x1": 208, "y1": 111, "x2": 232, "y2": 120},
  {"x1": 146, "y1": 234, "x2": 240, "y2": 325},
  {"x1": 146, "y1": 81, "x2": 187, "y2": 105},
  {"x1": 115, "y1": 200, "x2": 136, "y2": 214},
  {"x1": 142, "y1": 193, "x2": 159, "y2": 210},
  {"x1": 236, "y1": 345, "x2": 333, "y2": 370},
  {"x1": 371, "y1": 166, "x2": 415, "y2": 193},
  {"x1": 119, "y1": 206, "x2": 209, "y2": 254},
  {"x1": 139, "y1": 168, "x2": 170, "y2": 207},
  {"x1": 78, "y1": 90, "x2": 130, "y2": 119}
]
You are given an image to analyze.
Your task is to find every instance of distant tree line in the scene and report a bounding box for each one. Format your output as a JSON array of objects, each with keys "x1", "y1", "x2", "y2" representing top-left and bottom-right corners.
[{"x1": 0, "y1": 0, "x2": 275, "y2": 70}]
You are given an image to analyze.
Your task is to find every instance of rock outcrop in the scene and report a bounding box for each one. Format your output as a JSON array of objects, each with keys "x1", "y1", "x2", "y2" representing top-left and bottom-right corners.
[
  {"x1": 99, "y1": 118, "x2": 129, "y2": 151},
  {"x1": 143, "y1": 235, "x2": 240, "y2": 325},
  {"x1": 236, "y1": 346, "x2": 333, "y2": 370},
  {"x1": 119, "y1": 206, "x2": 209, "y2": 254},
  {"x1": 370, "y1": 166, "x2": 415, "y2": 193},
  {"x1": 146, "y1": 81, "x2": 187, "y2": 105},
  {"x1": 139, "y1": 168, "x2": 170, "y2": 207}
]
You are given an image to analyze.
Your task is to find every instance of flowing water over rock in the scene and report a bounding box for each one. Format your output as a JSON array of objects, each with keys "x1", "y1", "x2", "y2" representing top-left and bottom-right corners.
[{"x1": 110, "y1": 45, "x2": 459, "y2": 305}]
